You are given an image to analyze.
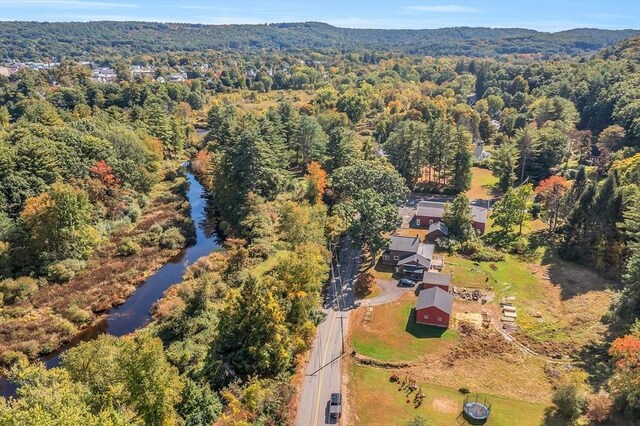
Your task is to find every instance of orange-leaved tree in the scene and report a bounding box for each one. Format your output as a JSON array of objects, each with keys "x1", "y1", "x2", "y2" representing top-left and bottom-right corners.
[
  {"x1": 304, "y1": 161, "x2": 327, "y2": 204},
  {"x1": 535, "y1": 175, "x2": 570, "y2": 232}
]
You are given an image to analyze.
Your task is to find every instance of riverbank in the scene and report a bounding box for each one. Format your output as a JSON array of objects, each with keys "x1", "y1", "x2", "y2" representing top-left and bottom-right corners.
[{"x1": 0, "y1": 169, "x2": 195, "y2": 365}]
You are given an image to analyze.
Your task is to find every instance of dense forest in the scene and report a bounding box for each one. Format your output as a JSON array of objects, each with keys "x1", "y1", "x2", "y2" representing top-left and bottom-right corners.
[
  {"x1": 0, "y1": 29, "x2": 639, "y2": 424},
  {"x1": 1, "y1": 21, "x2": 638, "y2": 61}
]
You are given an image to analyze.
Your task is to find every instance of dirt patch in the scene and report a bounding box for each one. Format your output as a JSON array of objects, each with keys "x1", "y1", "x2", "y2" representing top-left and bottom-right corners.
[{"x1": 432, "y1": 397, "x2": 459, "y2": 413}]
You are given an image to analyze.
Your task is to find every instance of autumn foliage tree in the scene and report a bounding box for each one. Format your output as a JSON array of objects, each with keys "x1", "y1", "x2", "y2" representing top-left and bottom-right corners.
[
  {"x1": 609, "y1": 332, "x2": 640, "y2": 412},
  {"x1": 21, "y1": 182, "x2": 99, "y2": 265},
  {"x1": 304, "y1": 161, "x2": 327, "y2": 204},
  {"x1": 535, "y1": 175, "x2": 570, "y2": 232},
  {"x1": 354, "y1": 272, "x2": 375, "y2": 297}
]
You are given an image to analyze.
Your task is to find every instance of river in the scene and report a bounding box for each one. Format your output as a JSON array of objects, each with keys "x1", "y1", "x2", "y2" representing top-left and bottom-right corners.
[{"x1": 0, "y1": 171, "x2": 220, "y2": 398}]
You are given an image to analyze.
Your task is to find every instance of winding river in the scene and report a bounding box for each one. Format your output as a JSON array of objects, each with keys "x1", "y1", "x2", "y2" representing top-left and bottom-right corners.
[{"x1": 1, "y1": 171, "x2": 220, "y2": 398}]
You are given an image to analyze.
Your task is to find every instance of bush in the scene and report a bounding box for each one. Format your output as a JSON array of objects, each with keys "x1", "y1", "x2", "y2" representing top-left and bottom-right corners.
[
  {"x1": 46, "y1": 259, "x2": 86, "y2": 283},
  {"x1": 459, "y1": 240, "x2": 505, "y2": 262},
  {"x1": 138, "y1": 232, "x2": 160, "y2": 247},
  {"x1": 164, "y1": 168, "x2": 178, "y2": 182},
  {"x1": 552, "y1": 383, "x2": 586, "y2": 419},
  {"x1": 458, "y1": 387, "x2": 471, "y2": 394},
  {"x1": 0, "y1": 277, "x2": 39, "y2": 304},
  {"x1": 117, "y1": 239, "x2": 141, "y2": 256},
  {"x1": 64, "y1": 304, "x2": 92, "y2": 325},
  {"x1": 585, "y1": 392, "x2": 613, "y2": 423},
  {"x1": 404, "y1": 416, "x2": 427, "y2": 426},
  {"x1": 159, "y1": 227, "x2": 186, "y2": 250},
  {"x1": 354, "y1": 272, "x2": 375, "y2": 297},
  {"x1": 124, "y1": 203, "x2": 142, "y2": 222},
  {"x1": 0, "y1": 350, "x2": 28, "y2": 367},
  {"x1": 137, "y1": 194, "x2": 149, "y2": 208}
]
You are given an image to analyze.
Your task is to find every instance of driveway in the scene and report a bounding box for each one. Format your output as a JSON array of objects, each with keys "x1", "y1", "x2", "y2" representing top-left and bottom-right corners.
[{"x1": 362, "y1": 278, "x2": 414, "y2": 306}]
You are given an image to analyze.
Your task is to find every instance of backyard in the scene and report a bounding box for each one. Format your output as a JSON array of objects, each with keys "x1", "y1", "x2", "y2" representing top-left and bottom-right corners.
[
  {"x1": 346, "y1": 362, "x2": 550, "y2": 426},
  {"x1": 350, "y1": 292, "x2": 458, "y2": 362}
]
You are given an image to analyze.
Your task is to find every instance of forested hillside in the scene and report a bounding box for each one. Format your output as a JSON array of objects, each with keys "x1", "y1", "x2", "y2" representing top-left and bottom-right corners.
[{"x1": 1, "y1": 21, "x2": 638, "y2": 61}]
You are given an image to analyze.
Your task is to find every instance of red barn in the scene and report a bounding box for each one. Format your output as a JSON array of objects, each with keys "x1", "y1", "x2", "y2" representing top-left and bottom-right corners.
[{"x1": 415, "y1": 287, "x2": 453, "y2": 328}]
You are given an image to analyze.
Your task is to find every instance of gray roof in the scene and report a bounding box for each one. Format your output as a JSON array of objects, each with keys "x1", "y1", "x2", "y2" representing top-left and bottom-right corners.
[
  {"x1": 422, "y1": 271, "x2": 452, "y2": 286},
  {"x1": 389, "y1": 235, "x2": 420, "y2": 253},
  {"x1": 416, "y1": 287, "x2": 453, "y2": 314},
  {"x1": 471, "y1": 206, "x2": 488, "y2": 224},
  {"x1": 398, "y1": 254, "x2": 431, "y2": 269},
  {"x1": 417, "y1": 243, "x2": 435, "y2": 259},
  {"x1": 428, "y1": 221, "x2": 449, "y2": 236},
  {"x1": 416, "y1": 201, "x2": 446, "y2": 218}
]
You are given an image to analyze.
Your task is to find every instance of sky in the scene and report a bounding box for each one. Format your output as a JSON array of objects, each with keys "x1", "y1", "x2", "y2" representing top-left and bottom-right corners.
[{"x1": 0, "y1": 0, "x2": 638, "y2": 32}]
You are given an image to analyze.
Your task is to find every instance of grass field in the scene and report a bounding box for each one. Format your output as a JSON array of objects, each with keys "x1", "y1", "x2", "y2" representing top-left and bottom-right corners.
[
  {"x1": 350, "y1": 293, "x2": 458, "y2": 361},
  {"x1": 466, "y1": 167, "x2": 500, "y2": 200},
  {"x1": 347, "y1": 362, "x2": 550, "y2": 426}
]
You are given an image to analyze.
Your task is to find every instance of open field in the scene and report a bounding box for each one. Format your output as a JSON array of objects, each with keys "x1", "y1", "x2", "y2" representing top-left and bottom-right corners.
[
  {"x1": 350, "y1": 293, "x2": 458, "y2": 362},
  {"x1": 346, "y1": 362, "x2": 550, "y2": 426},
  {"x1": 466, "y1": 167, "x2": 500, "y2": 200},
  {"x1": 446, "y1": 249, "x2": 615, "y2": 357}
]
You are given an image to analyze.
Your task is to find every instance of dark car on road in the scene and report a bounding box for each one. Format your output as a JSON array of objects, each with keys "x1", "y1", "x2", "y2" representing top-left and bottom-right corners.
[
  {"x1": 398, "y1": 278, "x2": 416, "y2": 287},
  {"x1": 330, "y1": 392, "x2": 342, "y2": 419}
]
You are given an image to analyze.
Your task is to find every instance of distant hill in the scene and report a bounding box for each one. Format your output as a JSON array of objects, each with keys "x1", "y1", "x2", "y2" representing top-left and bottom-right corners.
[
  {"x1": 598, "y1": 35, "x2": 640, "y2": 62},
  {"x1": 0, "y1": 21, "x2": 638, "y2": 60}
]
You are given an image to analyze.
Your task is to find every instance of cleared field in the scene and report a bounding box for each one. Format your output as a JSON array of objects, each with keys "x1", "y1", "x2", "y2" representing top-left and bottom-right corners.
[
  {"x1": 350, "y1": 293, "x2": 458, "y2": 362},
  {"x1": 466, "y1": 167, "x2": 500, "y2": 200},
  {"x1": 347, "y1": 362, "x2": 550, "y2": 426}
]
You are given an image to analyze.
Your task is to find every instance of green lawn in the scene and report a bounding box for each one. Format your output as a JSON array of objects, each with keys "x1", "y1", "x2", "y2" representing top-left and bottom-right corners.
[
  {"x1": 351, "y1": 294, "x2": 458, "y2": 362},
  {"x1": 348, "y1": 363, "x2": 550, "y2": 426},
  {"x1": 253, "y1": 250, "x2": 290, "y2": 276},
  {"x1": 447, "y1": 254, "x2": 542, "y2": 302}
]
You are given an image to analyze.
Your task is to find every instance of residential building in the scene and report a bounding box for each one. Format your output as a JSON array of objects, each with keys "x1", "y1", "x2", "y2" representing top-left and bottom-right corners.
[
  {"x1": 415, "y1": 286, "x2": 453, "y2": 328},
  {"x1": 414, "y1": 201, "x2": 488, "y2": 235}
]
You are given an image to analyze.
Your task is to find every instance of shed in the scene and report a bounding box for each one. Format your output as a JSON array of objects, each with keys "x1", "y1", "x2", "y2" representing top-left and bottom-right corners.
[
  {"x1": 421, "y1": 271, "x2": 452, "y2": 292},
  {"x1": 415, "y1": 287, "x2": 453, "y2": 328}
]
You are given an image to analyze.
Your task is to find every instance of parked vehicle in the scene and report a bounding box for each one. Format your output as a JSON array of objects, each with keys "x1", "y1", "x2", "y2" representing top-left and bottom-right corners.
[
  {"x1": 398, "y1": 278, "x2": 416, "y2": 287},
  {"x1": 330, "y1": 392, "x2": 342, "y2": 419}
]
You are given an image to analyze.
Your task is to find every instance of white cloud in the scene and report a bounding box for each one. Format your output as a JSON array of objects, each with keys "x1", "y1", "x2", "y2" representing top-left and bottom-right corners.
[
  {"x1": 408, "y1": 4, "x2": 478, "y2": 13},
  {"x1": 0, "y1": 0, "x2": 137, "y2": 8}
]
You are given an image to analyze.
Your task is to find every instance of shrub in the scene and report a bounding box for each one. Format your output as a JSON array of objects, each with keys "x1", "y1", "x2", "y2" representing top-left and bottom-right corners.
[
  {"x1": 585, "y1": 392, "x2": 613, "y2": 423},
  {"x1": 458, "y1": 387, "x2": 471, "y2": 394},
  {"x1": 459, "y1": 240, "x2": 505, "y2": 262},
  {"x1": 0, "y1": 277, "x2": 39, "y2": 304},
  {"x1": 0, "y1": 350, "x2": 28, "y2": 367},
  {"x1": 64, "y1": 304, "x2": 93, "y2": 325},
  {"x1": 46, "y1": 259, "x2": 86, "y2": 283},
  {"x1": 165, "y1": 168, "x2": 178, "y2": 182},
  {"x1": 117, "y1": 239, "x2": 141, "y2": 256},
  {"x1": 138, "y1": 232, "x2": 160, "y2": 247},
  {"x1": 137, "y1": 194, "x2": 149, "y2": 208},
  {"x1": 172, "y1": 177, "x2": 189, "y2": 196},
  {"x1": 159, "y1": 227, "x2": 186, "y2": 250},
  {"x1": 405, "y1": 416, "x2": 427, "y2": 426},
  {"x1": 125, "y1": 203, "x2": 142, "y2": 222},
  {"x1": 552, "y1": 383, "x2": 586, "y2": 419}
]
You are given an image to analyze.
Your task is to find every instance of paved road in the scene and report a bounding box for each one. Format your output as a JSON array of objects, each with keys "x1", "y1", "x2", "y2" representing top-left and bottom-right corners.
[{"x1": 296, "y1": 241, "x2": 360, "y2": 426}]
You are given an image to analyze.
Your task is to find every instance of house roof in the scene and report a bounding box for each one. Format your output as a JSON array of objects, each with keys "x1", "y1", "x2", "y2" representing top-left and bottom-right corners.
[
  {"x1": 398, "y1": 254, "x2": 431, "y2": 269},
  {"x1": 416, "y1": 287, "x2": 453, "y2": 314},
  {"x1": 389, "y1": 235, "x2": 420, "y2": 253},
  {"x1": 416, "y1": 201, "x2": 446, "y2": 218},
  {"x1": 428, "y1": 221, "x2": 449, "y2": 236},
  {"x1": 471, "y1": 206, "x2": 489, "y2": 224},
  {"x1": 417, "y1": 243, "x2": 435, "y2": 259},
  {"x1": 422, "y1": 271, "x2": 452, "y2": 286}
]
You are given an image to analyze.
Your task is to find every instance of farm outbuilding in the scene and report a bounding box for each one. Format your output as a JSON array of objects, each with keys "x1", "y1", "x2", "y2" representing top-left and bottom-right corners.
[{"x1": 415, "y1": 286, "x2": 453, "y2": 328}]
